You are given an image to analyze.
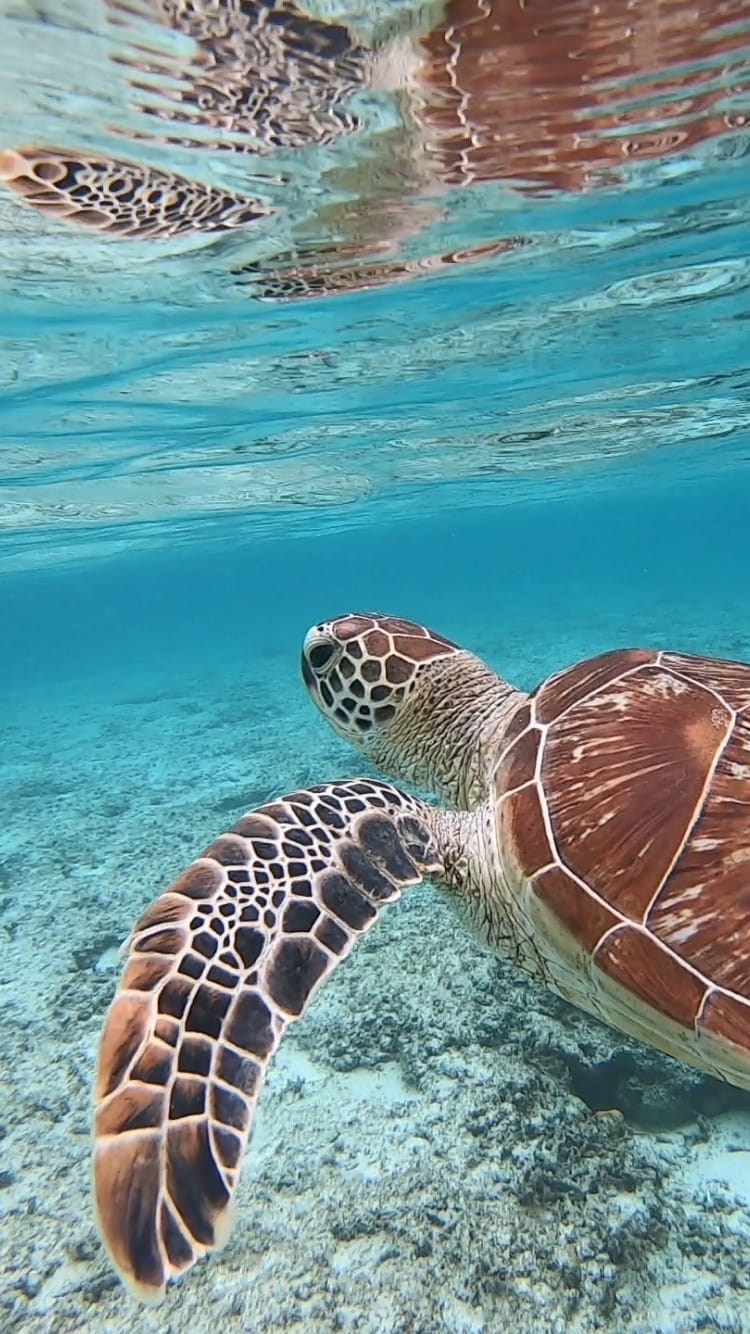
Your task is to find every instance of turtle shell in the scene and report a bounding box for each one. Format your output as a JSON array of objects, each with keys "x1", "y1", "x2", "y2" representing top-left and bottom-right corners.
[{"x1": 494, "y1": 647, "x2": 750, "y2": 1089}]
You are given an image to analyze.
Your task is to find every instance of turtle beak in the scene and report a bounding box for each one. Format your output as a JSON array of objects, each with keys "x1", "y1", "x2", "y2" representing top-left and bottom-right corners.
[
  {"x1": 301, "y1": 626, "x2": 322, "y2": 692},
  {"x1": 300, "y1": 650, "x2": 315, "y2": 691},
  {"x1": 301, "y1": 627, "x2": 339, "y2": 688}
]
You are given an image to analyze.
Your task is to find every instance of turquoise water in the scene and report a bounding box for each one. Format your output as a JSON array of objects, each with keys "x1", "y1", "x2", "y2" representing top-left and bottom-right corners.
[{"x1": 4, "y1": 2, "x2": 750, "y2": 1331}]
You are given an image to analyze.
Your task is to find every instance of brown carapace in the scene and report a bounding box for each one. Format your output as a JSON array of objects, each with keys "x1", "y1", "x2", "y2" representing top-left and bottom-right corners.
[
  {"x1": 495, "y1": 646, "x2": 750, "y2": 1070},
  {"x1": 93, "y1": 615, "x2": 750, "y2": 1300}
]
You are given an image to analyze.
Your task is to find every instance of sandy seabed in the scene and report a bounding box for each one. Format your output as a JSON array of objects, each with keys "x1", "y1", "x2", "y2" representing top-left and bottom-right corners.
[{"x1": 3, "y1": 618, "x2": 750, "y2": 1334}]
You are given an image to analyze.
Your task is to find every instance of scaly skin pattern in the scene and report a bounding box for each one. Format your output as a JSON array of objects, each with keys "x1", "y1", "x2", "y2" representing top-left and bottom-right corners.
[
  {"x1": 93, "y1": 777, "x2": 455, "y2": 1301},
  {"x1": 301, "y1": 612, "x2": 525, "y2": 808},
  {"x1": 0, "y1": 148, "x2": 269, "y2": 239}
]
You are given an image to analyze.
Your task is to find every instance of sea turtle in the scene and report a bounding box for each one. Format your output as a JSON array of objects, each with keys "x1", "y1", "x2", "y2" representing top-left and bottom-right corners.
[{"x1": 93, "y1": 611, "x2": 750, "y2": 1300}]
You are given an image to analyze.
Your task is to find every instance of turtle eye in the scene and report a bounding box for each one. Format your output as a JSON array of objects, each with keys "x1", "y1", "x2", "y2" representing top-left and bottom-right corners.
[{"x1": 307, "y1": 640, "x2": 336, "y2": 673}]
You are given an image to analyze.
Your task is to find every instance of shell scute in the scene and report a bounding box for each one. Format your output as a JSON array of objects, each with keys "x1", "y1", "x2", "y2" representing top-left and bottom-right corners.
[
  {"x1": 533, "y1": 648, "x2": 655, "y2": 725},
  {"x1": 699, "y1": 990, "x2": 750, "y2": 1060},
  {"x1": 497, "y1": 781, "x2": 552, "y2": 880},
  {"x1": 647, "y1": 709, "x2": 750, "y2": 990},
  {"x1": 537, "y1": 661, "x2": 733, "y2": 919},
  {"x1": 593, "y1": 923, "x2": 707, "y2": 1030},
  {"x1": 530, "y1": 865, "x2": 619, "y2": 957},
  {"x1": 494, "y1": 724, "x2": 542, "y2": 795},
  {"x1": 661, "y1": 651, "x2": 750, "y2": 711}
]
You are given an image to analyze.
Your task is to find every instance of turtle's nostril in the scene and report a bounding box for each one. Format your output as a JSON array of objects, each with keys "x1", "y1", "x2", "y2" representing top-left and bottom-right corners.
[{"x1": 307, "y1": 641, "x2": 336, "y2": 673}]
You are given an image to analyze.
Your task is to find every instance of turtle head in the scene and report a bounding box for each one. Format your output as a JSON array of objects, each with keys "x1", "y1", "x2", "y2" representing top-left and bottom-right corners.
[{"x1": 301, "y1": 612, "x2": 517, "y2": 804}]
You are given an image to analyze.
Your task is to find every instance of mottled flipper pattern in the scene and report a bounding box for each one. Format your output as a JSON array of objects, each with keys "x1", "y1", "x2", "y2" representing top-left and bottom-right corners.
[
  {"x1": 0, "y1": 148, "x2": 268, "y2": 238},
  {"x1": 93, "y1": 780, "x2": 441, "y2": 1300},
  {"x1": 0, "y1": 1, "x2": 366, "y2": 241}
]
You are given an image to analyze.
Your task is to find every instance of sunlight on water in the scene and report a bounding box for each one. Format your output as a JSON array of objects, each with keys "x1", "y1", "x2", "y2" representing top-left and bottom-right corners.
[{"x1": 1, "y1": 0, "x2": 750, "y2": 567}]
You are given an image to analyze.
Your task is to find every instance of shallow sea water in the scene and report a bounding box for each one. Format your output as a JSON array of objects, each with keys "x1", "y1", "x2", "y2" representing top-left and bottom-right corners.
[{"x1": 4, "y1": 2, "x2": 750, "y2": 1331}]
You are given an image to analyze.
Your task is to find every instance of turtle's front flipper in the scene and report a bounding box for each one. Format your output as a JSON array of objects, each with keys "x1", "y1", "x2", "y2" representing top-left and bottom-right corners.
[
  {"x1": 0, "y1": 147, "x2": 268, "y2": 239},
  {"x1": 92, "y1": 780, "x2": 441, "y2": 1301}
]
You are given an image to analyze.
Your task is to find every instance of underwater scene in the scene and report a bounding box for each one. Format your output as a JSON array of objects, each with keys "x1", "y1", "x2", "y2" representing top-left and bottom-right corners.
[{"x1": 3, "y1": 1, "x2": 750, "y2": 1331}]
